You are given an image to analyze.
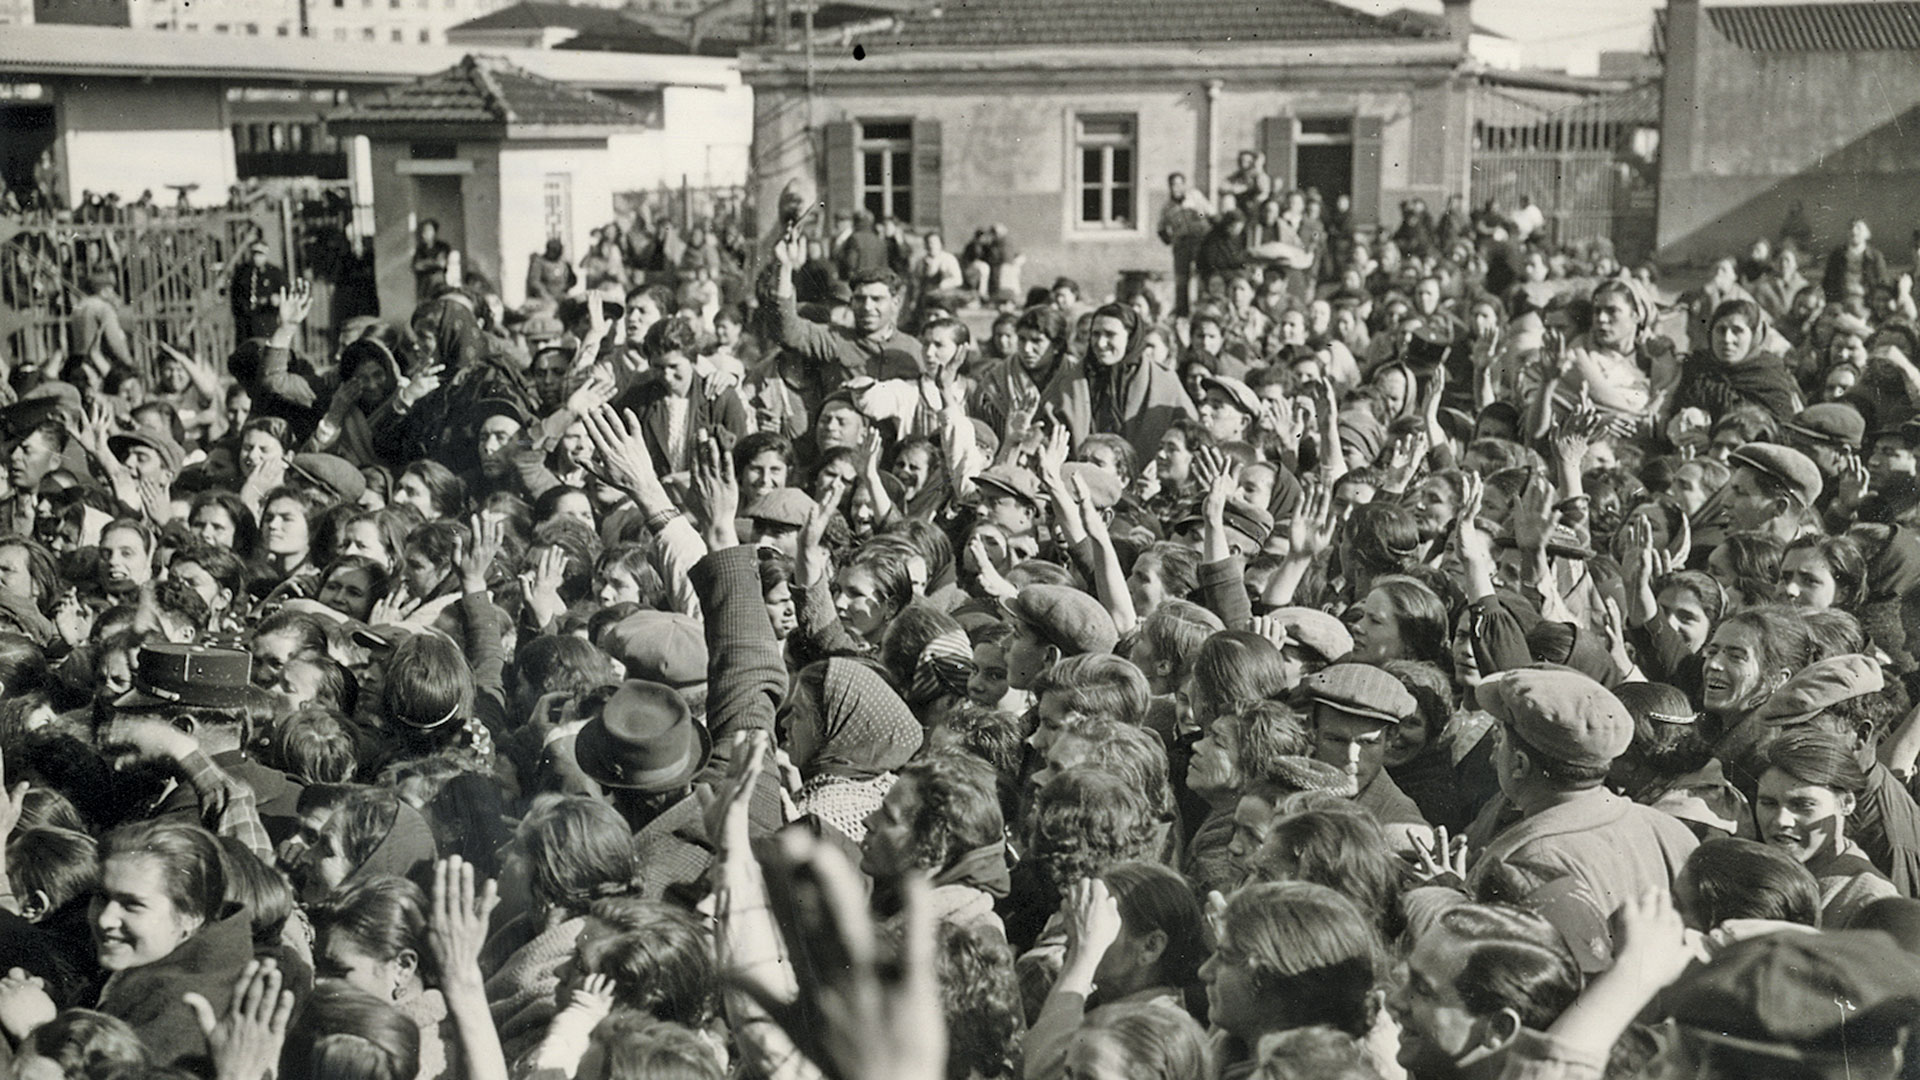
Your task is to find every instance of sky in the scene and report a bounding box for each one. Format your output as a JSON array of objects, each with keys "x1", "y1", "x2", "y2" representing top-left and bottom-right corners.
[{"x1": 1336, "y1": 0, "x2": 1864, "y2": 75}]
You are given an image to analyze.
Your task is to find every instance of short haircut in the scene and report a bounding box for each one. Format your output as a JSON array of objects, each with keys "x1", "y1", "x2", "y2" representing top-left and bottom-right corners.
[
  {"x1": 1029, "y1": 654, "x2": 1150, "y2": 728},
  {"x1": 1678, "y1": 838, "x2": 1820, "y2": 930},
  {"x1": 1429, "y1": 903, "x2": 1583, "y2": 1033}
]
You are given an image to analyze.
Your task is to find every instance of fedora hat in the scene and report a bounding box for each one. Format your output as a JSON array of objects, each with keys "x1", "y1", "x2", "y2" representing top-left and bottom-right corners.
[{"x1": 574, "y1": 680, "x2": 710, "y2": 793}]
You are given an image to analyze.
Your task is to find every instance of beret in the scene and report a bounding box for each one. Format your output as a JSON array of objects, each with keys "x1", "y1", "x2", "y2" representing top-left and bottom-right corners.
[
  {"x1": 1751, "y1": 653, "x2": 1883, "y2": 727},
  {"x1": 1475, "y1": 666, "x2": 1632, "y2": 771},
  {"x1": 1000, "y1": 585, "x2": 1118, "y2": 657},
  {"x1": 1728, "y1": 443, "x2": 1823, "y2": 507},
  {"x1": 1298, "y1": 663, "x2": 1416, "y2": 725}
]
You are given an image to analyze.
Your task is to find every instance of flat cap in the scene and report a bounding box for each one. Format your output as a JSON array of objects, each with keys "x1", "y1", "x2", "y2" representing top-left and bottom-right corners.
[
  {"x1": 744, "y1": 487, "x2": 815, "y2": 529},
  {"x1": 974, "y1": 464, "x2": 1044, "y2": 508},
  {"x1": 1728, "y1": 443, "x2": 1823, "y2": 508},
  {"x1": 1475, "y1": 666, "x2": 1632, "y2": 770},
  {"x1": 1751, "y1": 653, "x2": 1883, "y2": 727},
  {"x1": 1785, "y1": 402, "x2": 1866, "y2": 449},
  {"x1": 288, "y1": 452, "x2": 368, "y2": 506},
  {"x1": 1177, "y1": 498, "x2": 1274, "y2": 548},
  {"x1": 1298, "y1": 663, "x2": 1416, "y2": 725},
  {"x1": 1199, "y1": 373, "x2": 1261, "y2": 417},
  {"x1": 1264, "y1": 607, "x2": 1354, "y2": 663},
  {"x1": 107, "y1": 428, "x2": 184, "y2": 477},
  {"x1": 598, "y1": 610, "x2": 708, "y2": 687},
  {"x1": 1665, "y1": 931, "x2": 1920, "y2": 1055},
  {"x1": 1000, "y1": 584, "x2": 1117, "y2": 657}
]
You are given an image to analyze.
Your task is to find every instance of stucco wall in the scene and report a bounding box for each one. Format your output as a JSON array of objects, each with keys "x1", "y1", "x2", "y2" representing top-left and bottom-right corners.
[
  {"x1": 750, "y1": 76, "x2": 1441, "y2": 303},
  {"x1": 497, "y1": 141, "x2": 614, "y2": 308},
  {"x1": 366, "y1": 139, "x2": 503, "y2": 321},
  {"x1": 55, "y1": 76, "x2": 236, "y2": 206},
  {"x1": 605, "y1": 83, "x2": 754, "y2": 191},
  {"x1": 1658, "y1": 36, "x2": 1920, "y2": 264}
]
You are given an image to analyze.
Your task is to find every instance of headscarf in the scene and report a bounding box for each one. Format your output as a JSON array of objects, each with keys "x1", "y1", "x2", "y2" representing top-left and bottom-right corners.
[
  {"x1": 1042, "y1": 303, "x2": 1196, "y2": 459},
  {"x1": 909, "y1": 629, "x2": 974, "y2": 708},
  {"x1": 803, "y1": 659, "x2": 923, "y2": 783}
]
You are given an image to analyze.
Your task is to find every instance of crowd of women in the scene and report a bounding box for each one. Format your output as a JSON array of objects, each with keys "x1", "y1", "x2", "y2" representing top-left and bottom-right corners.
[{"x1": 0, "y1": 182, "x2": 1917, "y2": 1080}]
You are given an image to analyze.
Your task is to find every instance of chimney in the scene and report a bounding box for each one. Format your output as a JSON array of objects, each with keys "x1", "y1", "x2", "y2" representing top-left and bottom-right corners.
[{"x1": 1440, "y1": 0, "x2": 1473, "y2": 44}]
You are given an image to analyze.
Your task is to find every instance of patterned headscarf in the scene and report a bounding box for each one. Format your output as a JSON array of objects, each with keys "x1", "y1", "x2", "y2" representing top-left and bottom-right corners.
[
  {"x1": 804, "y1": 659, "x2": 924, "y2": 783},
  {"x1": 909, "y1": 628, "x2": 975, "y2": 708}
]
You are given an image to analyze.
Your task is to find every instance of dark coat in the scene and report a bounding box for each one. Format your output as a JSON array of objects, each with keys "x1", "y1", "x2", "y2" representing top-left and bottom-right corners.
[
  {"x1": 613, "y1": 373, "x2": 748, "y2": 481},
  {"x1": 97, "y1": 906, "x2": 255, "y2": 1069}
]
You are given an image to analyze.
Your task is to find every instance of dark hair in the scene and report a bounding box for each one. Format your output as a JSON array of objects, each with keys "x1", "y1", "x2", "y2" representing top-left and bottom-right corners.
[
  {"x1": 1136, "y1": 600, "x2": 1223, "y2": 683},
  {"x1": 1014, "y1": 305, "x2": 1070, "y2": 350},
  {"x1": 381, "y1": 633, "x2": 473, "y2": 738},
  {"x1": 1611, "y1": 682, "x2": 1712, "y2": 782},
  {"x1": 22, "y1": 1009, "x2": 147, "y2": 1078},
  {"x1": 283, "y1": 980, "x2": 420, "y2": 1080},
  {"x1": 1362, "y1": 576, "x2": 1451, "y2": 667},
  {"x1": 1075, "y1": 719, "x2": 1173, "y2": 822},
  {"x1": 311, "y1": 874, "x2": 432, "y2": 982},
  {"x1": 1189, "y1": 630, "x2": 1291, "y2": 724},
  {"x1": 1028, "y1": 654, "x2": 1151, "y2": 728},
  {"x1": 98, "y1": 819, "x2": 225, "y2": 926},
  {"x1": 398, "y1": 460, "x2": 466, "y2": 519},
  {"x1": 1433, "y1": 903, "x2": 1583, "y2": 1032},
  {"x1": 894, "y1": 751, "x2": 1006, "y2": 874},
  {"x1": 272, "y1": 705, "x2": 360, "y2": 785},
  {"x1": 1075, "y1": 1001, "x2": 1212, "y2": 1080},
  {"x1": 581, "y1": 896, "x2": 714, "y2": 1026},
  {"x1": 1218, "y1": 882, "x2": 1378, "y2": 1038},
  {"x1": 1678, "y1": 839, "x2": 1821, "y2": 930},
  {"x1": 734, "y1": 430, "x2": 793, "y2": 473},
  {"x1": 0, "y1": 538, "x2": 59, "y2": 613},
  {"x1": 935, "y1": 920, "x2": 1025, "y2": 1080},
  {"x1": 1781, "y1": 534, "x2": 1869, "y2": 610},
  {"x1": 1253, "y1": 804, "x2": 1401, "y2": 936},
  {"x1": 595, "y1": 1016, "x2": 723, "y2": 1080},
  {"x1": 9, "y1": 826, "x2": 98, "y2": 919},
  {"x1": 1342, "y1": 502, "x2": 1419, "y2": 577},
  {"x1": 218, "y1": 837, "x2": 293, "y2": 947},
  {"x1": 1135, "y1": 542, "x2": 1200, "y2": 604},
  {"x1": 642, "y1": 313, "x2": 704, "y2": 361},
  {"x1": 1764, "y1": 727, "x2": 1868, "y2": 795},
  {"x1": 1103, "y1": 860, "x2": 1209, "y2": 989},
  {"x1": 518, "y1": 795, "x2": 638, "y2": 915}
]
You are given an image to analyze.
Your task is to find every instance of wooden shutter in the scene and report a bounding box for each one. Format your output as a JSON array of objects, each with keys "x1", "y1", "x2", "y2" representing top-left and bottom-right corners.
[
  {"x1": 823, "y1": 120, "x2": 857, "y2": 224},
  {"x1": 1350, "y1": 115, "x2": 1384, "y2": 227},
  {"x1": 1260, "y1": 115, "x2": 1296, "y2": 192},
  {"x1": 911, "y1": 117, "x2": 942, "y2": 231}
]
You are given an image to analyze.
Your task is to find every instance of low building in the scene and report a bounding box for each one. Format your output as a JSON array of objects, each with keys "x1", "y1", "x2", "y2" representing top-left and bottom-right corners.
[
  {"x1": 742, "y1": 0, "x2": 1496, "y2": 292},
  {"x1": 1657, "y1": 0, "x2": 1920, "y2": 263},
  {"x1": 328, "y1": 55, "x2": 648, "y2": 314}
]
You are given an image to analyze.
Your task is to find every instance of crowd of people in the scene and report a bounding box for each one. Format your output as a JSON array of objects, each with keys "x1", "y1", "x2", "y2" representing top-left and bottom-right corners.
[{"x1": 0, "y1": 151, "x2": 1919, "y2": 1080}]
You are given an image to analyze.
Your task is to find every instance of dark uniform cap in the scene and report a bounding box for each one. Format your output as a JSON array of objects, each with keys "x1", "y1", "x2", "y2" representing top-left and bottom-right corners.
[
  {"x1": 1665, "y1": 930, "x2": 1920, "y2": 1057},
  {"x1": 114, "y1": 643, "x2": 253, "y2": 709}
]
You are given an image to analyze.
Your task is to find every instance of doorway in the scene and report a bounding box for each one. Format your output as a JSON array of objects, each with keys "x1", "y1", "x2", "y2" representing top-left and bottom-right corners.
[
  {"x1": 1294, "y1": 117, "x2": 1354, "y2": 205},
  {"x1": 412, "y1": 173, "x2": 465, "y2": 256},
  {"x1": 0, "y1": 104, "x2": 58, "y2": 207}
]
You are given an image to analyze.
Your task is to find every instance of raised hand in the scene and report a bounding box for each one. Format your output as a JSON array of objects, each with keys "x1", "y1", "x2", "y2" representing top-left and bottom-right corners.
[
  {"x1": 1035, "y1": 422, "x2": 1072, "y2": 490},
  {"x1": 1409, "y1": 825, "x2": 1468, "y2": 884},
  {"x1": 273, "y1": 279, "x2": 313, "y2": 328},
  {"x1": 581, "y1": 405, "x2": 661, "y2": 496},
  {"x1": 459, "y1": 513, "x2": 504, "y2": 594},
  {"x1": 185, "y1": 959, "x2": 293, "y2": 1080},
  {"x1": 691, "y1": 429, "x2": 741, "y2": 549},
  {"x1": 1070, "y1": 473, "x2": 1111, "y2": 547},
  {"x1": 397, "y1": 363, "x2": 445, "y2": 410},
  {"x1": 1062, "y1": 877, "x2": 1124, "y2": 967},
  {"x1": 1288, "y1": 474, "x2": 1338, "y2": 560},
  {"x1": 427, "y1": 855, "x2": 500, "y2": 991},
  {"x1": 702, "y1": 729, "x2": 770, "y2": 856},
  {"x1": 564, "y1": 367, "x2": 616, "y2": 418},
  {"x1": 0, "y1": 968, "x2": 53, "y2": 1043}
]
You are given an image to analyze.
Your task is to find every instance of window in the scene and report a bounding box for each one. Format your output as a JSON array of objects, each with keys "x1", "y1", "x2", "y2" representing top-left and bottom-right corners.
[
  {"x1": 244, "y1": 22, "x2": 258, "y2": 33},
  {"x1": 419, "y1": 27, "x2": 431, "y2": 40},
  {"x1": 277, "y1": 23, "x2": 290, "y2": 35},
  {"x1": 543, "y1": 173, "x2": 573, "y2": 245},
  {"x1": 1076, "y1": 115, "x2": 1136, "y2": 229},
  {"x1": 333, "y1": 26, "x2": 347, "y2": 39},
  {"x1": 391, "y1": 27, "x2": 403, "y2": 40},
  {"x1": 362, "y1": 26, "x2": 376, "y2": 39},
  {"x1": 858, "y1": 120, "x2": 912, "y2": 224}
]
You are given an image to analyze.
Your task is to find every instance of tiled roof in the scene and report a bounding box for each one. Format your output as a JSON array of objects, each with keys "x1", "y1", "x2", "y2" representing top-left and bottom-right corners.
[
  {"x1": 859, "y1": 0, "x2": 1429, "y2": 49},
  {"x1": 1657, "y1": 1, "x2": 1920, "y2": 53},
  {"x1": 450, "y1": 1, "x2": 644, "y2": 34},
  {"x1": 329, "y1": 54, "x2": 649, "y2": 128},
  {"x1": 1382, "y1": 6, "x2": 1505, "y2": 39}
]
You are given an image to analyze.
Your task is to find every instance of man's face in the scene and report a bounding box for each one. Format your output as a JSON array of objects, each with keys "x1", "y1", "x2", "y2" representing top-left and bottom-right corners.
[
  {"x1": 1723, "y1": 467, "x2": 1781, "y2": 531},
  {"x1": 9, "y1": 433, "x2": 58, "y2": 492},
  {"x1": 850, "y1": 283, "x2": 894, "y2": 335},
  {"x1": 977, "y1": 493, "x2": 1035, "y2": 537},
  {"x1": 1198, "y1": 391, "x2": 1249, "y2": 444},
  {"x1": 478, "y1": 415, "x2": 521, "y2": 462},
  {"x1": 860, "y1": 774, "x2": 922, "y2": 877},
  {"x1": 1391, "y1": 927, "x2": 1490, "y2": 1080},
  {"x1": 1169, "y1": 175, "x2": 1188, "y2": 199},
  {"x1": 817, "y1": 403, "x2": 866, "y2": 451},
  {"x1": 1869, "y1": 438, "x2": 1917, "y2": 488},
  {"x1": 121, "y1": 446, "x2": 170, "y2": 485},
  {"x1": 1312, "y1": 707, "x2": 1388, "y2": 790},
  {"x1": 657, "y1": 351, "x2": 696, "y2": 398}
]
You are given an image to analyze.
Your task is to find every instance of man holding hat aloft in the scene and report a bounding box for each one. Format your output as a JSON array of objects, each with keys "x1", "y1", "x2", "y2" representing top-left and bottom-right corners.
[
  {"x1": 1467, "y1": 666, "x2": 1697, "y2": 920},
  {"x1": 1297, "y1": 663, "x2": 1430, "y2": 830}
]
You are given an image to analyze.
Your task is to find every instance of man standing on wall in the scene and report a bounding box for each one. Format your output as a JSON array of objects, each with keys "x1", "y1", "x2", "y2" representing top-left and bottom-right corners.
[{"x1": 1158, "y1": 172, "x2": 1214, "y2": 319}]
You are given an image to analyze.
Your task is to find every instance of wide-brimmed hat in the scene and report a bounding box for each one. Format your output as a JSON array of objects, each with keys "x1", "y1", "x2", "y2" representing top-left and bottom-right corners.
[{"x1": 573, "y1": 680, "x2": 711, "y2": 793}]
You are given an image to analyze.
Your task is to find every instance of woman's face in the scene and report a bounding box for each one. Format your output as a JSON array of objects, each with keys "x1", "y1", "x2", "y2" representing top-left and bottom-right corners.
[
  {"x1": 319, "y1": 566, "x2": 378, "y2": 621},
  {"x1": 815, "y1": 458, "x2": 857, "y2": 499},
  {"x1": 1127, "y1": 555, "x2": 1168, "y2": 618},
  {"x1": 1712, "y1": 314, "x2": 1757, "y2": 365},
  {"x1": 1471, "y1": 304, "x2": 1501, "y2": 340},
  {"x1": 922, "y1": 329, "x2": 960, "y2": 372},
  {"x1": 1666, "y1": 463, "x2": 1716, "y2": 516},
  {"x1": 225, "y1": 388, "x2": 252, "y2": 432},
  {"x1": 1411, "y1": 478, "x2": 1457, "y2": 539},
  {"x1": 1384, "y1": 711, "x2": 1431, "y2": 768},
  {"x1": 743, "y1": 450, "x2": 788, "y2": 503},
  {"x1": 0, "y1": 545, "x2": 35, "y2": 603},
  {"x1": 1700, "y1": 621, "x2": 1775, "y2": 714},
  {"x1": 339, "y1": 519, "x2": 391, "y2": 569},
  {"x1": 894, "y1": 447, "x2": 933, "y2": 495},
  {"x1": 1756, "y1": 767, "x2": 1853, "y2": 864},
  {"x1": 1590, "y1": 292, "x2": 1638, "y2": 350},
  {"x1": 239, "y1": 428, "x2": 285, "y2": 474},
  {"x1": 92, "y1": 854, "x2": 201, "y2": 972},
  {"x1": 1349, "y1": 589, "x2": 1407, "y2": 664},
  {"x1": 550, "y1": 491, "x2": 594, "y2": 529},
  {"x1": 1376, "y1": 368, "x2": 1409, "y2": 414},
  {"x1": 1016, "y1": 328, "x2": 1055, "y2": 374},
  {"x1": 1198, "y1": 920, "x2": 1266, "y2": 1039},
  {"x1": 1155, "y1": 433, "x2": 1193, "y2": 485},
  {"x1": 1779, "y1": 549, "x2": 1839, "y2": 610},
  {"x1": 1450, "y1": 609, "x2": 1480, "y2": 690},
  {"x1": 260, "y1": 497, "x2": 310, "y2": 558},
  {"x1": 393, "y1": 472, "x2": 439, "y2": 520},
  {"x1": 1088, "y1": 315, "x2": 1130, "y2": 367},
  {"x1": 403, "y1": 548, "x2": 444, "y2": 599},
  {"x1": 993, "y1": 323, "x2": 1019, "y2": 360},
  {"x1": 1195, "y1": 321, "x2": 1224, "y2": 357},
  {"x1": 320, "y1": 933, "x2": 404, "y2": 1001},
  {"x1": 764, "y1": 581, "x2": 797, "y2": 640},
  {"x1": 833, "y1": 565, "x2": 887, "y2": 640}
]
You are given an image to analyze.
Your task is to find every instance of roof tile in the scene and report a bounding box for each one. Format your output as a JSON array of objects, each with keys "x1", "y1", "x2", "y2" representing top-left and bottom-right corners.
[
  {"x1": 330, "y1": 54, "x2": 648, "y2": 128},
  {"x1": 855, "y1": 0, "x2": 1428, "y2": 49}
]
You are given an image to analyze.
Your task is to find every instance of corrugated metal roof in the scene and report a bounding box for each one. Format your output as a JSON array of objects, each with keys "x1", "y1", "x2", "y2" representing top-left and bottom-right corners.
[
  {"x1": 856, "y1": 0, "x2": 1429, "y2": 49},
  {"x1": 329, "y1": 54, "x2": 650, "y2": 128},
  {"x1": 1660, "y1": 1, "x2": 1920, "y2": 52}
]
